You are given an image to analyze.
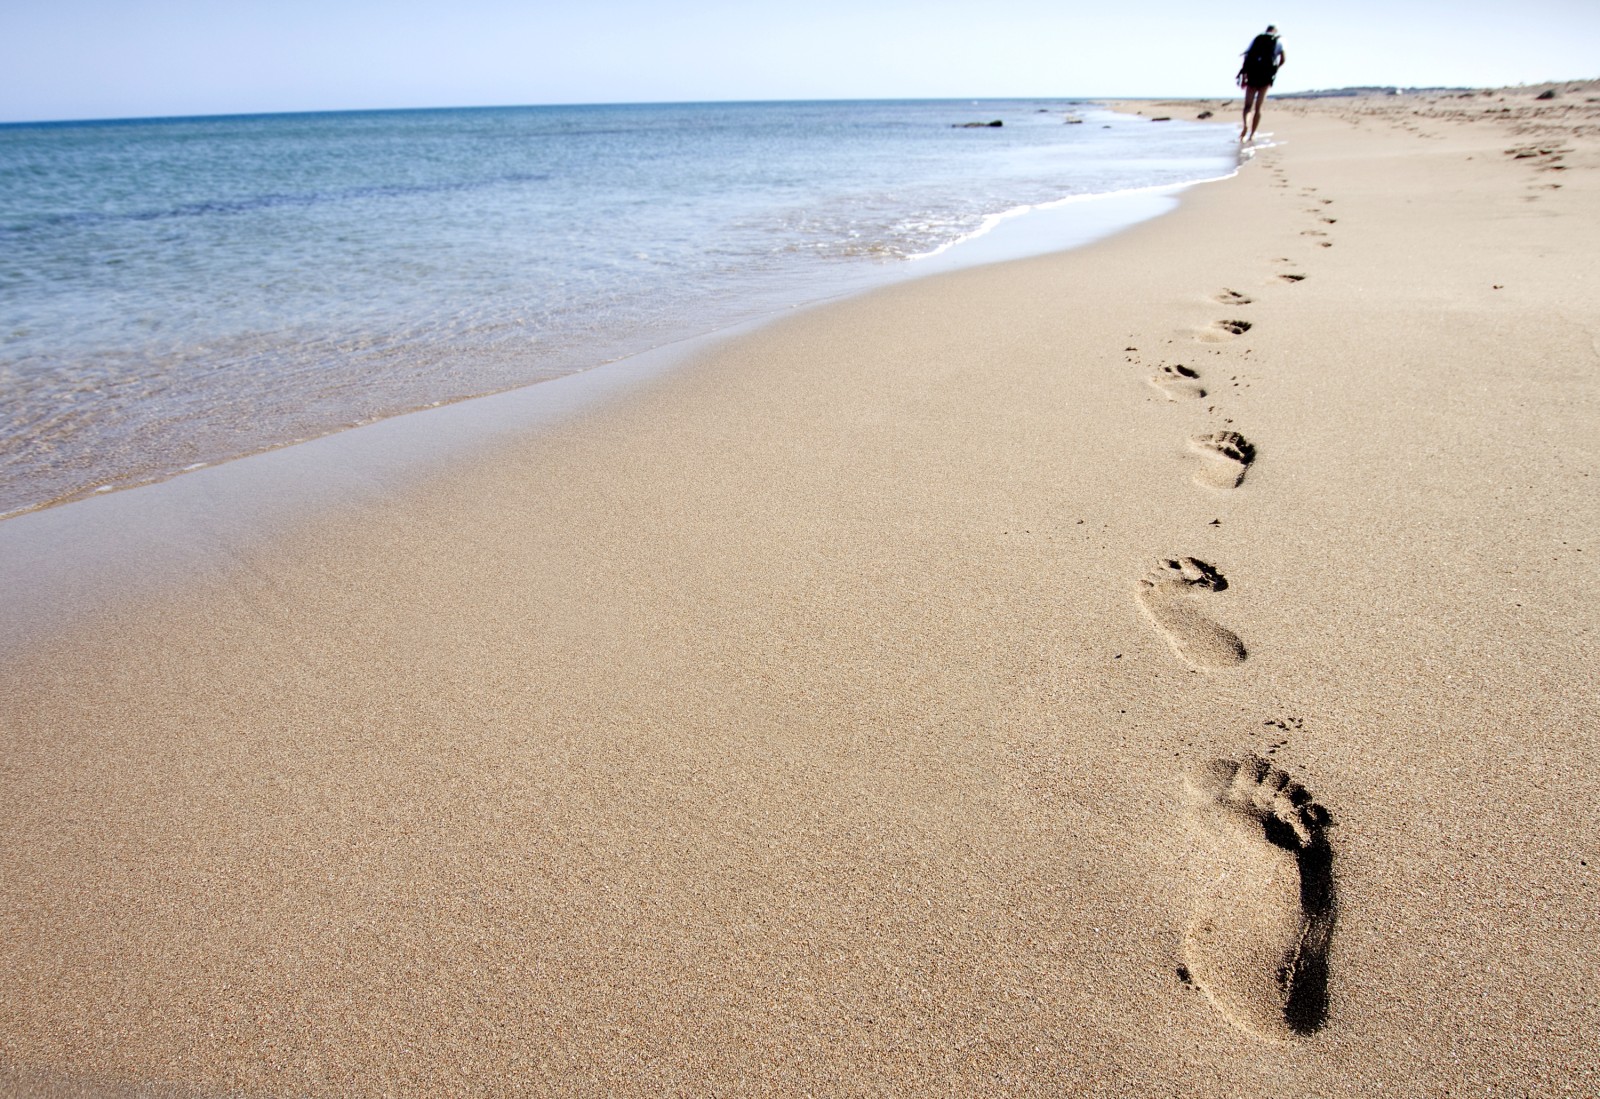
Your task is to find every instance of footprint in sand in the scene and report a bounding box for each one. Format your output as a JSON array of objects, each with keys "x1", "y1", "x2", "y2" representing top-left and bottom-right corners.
[
  {"x1": 1135, "y1": 557, "x2": 1245, "y2": 668},
  {"x1": 1279, "y1": 273, "x2": 1307, "y2": 283},
  {"x1": 1189, "y1": 431, "x2": 1256, "y2": 489},
  {"x1": 1149, "y1": 364, "x2": 1206, "y2": 401},
  {"x1": 1198, "y1": 319, "x2": 1252, "y2": 342},
  {"x1": 1214, "y1": 289, "x2": 1254, "y2": 306},
  {"x1": 1181, "y1": 756, "x2": 1335, "y2": 1040}
]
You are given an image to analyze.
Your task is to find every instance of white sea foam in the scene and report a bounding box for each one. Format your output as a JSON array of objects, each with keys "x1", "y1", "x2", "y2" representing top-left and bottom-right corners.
[{"x1": 908, "y1": 168, "x2": 1242, "y2": 265}]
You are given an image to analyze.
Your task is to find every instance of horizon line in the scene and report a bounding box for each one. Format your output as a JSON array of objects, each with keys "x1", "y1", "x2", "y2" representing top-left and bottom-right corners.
[
  {"x1": 0, "y1": 93, "x2": 1228, "y2": 129},
  {"x1": 6, "y1": 78, "x2": 1588, "y2": 128}
]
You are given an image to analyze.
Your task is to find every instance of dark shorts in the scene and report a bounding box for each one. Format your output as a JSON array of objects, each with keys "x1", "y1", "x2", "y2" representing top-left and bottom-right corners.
[{"x1": 1243, "y1": 67, "x2": 1276, "y2": 90}]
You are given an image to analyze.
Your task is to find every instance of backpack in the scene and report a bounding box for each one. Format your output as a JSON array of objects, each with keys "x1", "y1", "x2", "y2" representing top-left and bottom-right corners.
[{"x1": 1243, "y1": 34, "x2": 1278, "y2": 72}]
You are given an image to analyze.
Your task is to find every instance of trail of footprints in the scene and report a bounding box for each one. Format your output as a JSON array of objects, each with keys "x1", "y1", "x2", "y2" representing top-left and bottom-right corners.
[
  {"x1": 1134, "y1": 186, "x2": 1333, "y2": 669},
  {"x1": 1121, "y1": 169, "x2": 1338, "y2": 1041}
]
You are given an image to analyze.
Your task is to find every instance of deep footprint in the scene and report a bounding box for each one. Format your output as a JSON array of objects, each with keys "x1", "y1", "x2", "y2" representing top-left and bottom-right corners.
[
  {"x1": 1190, "y1": 430, "x2": 1257, "y2": 489},
  {"x1": 1182, "y1": 756, "x2": 1335, "y2": 1040},
  {"x1": 1149, "y1": 364, "x2": 1206, "y2": 401},
  {"x1": 1135, "y1": 557, "x2": 1246, "y2": 668},
  {"x1": 1215, "y1": 288, "x2": 1254, "y2": 306}
]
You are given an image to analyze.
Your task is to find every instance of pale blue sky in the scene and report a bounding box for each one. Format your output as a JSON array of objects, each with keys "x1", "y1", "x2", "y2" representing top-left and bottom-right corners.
[{"x1": 2, "y1": 0, "x2": 1596, "y2": 123}]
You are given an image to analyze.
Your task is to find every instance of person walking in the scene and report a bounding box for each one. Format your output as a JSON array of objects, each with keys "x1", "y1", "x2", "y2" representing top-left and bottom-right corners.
[{"x1": 1237, "y1": 25, "x2": 1285, "y2": 141}]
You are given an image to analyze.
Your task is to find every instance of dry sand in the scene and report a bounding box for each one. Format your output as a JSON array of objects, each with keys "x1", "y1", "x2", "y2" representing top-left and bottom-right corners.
[{"x1": 2, "y1": 87, "x2": 1598, "y2": 1096}]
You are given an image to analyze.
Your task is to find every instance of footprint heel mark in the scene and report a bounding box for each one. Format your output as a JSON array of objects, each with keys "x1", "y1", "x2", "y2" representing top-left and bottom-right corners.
[
  {"x1": 1189, "y1": 430, "x2": 1256, "y2": 489},
  {"x1": 1149, "y1": 364, "x2": 1206, "y2": 401},
  {"x1": 1182, "y1": 756, "x2": 1335, "y2": 1040},
  {"x1": 1134, "y1": 557, "x2": 1246, "y2": 668},
  {"x1": 1215, "y1": 288, "x2": 1254, "y2": 306}
]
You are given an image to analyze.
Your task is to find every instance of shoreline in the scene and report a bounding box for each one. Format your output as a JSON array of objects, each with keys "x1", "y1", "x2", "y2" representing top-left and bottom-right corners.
[
  {"x1": 0, "y1": 168, "x2": 1213, "y2": 525},
  {"x1": 0, "y1": 153, "x2": 1234, "y2": 653},
  {"x1": 0, "y1": 103, "x2": 1236, "y2": 523},
  {"x1": 2, "y1": 86, "x2": 1597, "y2": 1095}
]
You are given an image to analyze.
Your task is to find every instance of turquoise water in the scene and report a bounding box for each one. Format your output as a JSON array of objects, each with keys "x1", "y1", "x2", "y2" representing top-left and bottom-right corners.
[{"x1": 0, "y1": 101, "x2": 1237, "y2": 516}]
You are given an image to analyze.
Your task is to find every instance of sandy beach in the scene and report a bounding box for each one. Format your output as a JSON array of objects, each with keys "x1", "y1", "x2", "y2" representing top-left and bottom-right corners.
[{"x1": 2, "y1": 86, "x2": 1597, "y2": 1095}]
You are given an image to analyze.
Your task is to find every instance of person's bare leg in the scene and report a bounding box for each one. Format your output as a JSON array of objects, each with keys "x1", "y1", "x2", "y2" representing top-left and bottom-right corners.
[{"x1": 1240, "y1": 87, "x2": 1266, "y2": 140}]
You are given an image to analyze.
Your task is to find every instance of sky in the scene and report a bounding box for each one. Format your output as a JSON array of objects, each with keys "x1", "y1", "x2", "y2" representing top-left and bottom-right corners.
[{"x1": 2, "y1": 0, "x2": 1597, "y2": 123}]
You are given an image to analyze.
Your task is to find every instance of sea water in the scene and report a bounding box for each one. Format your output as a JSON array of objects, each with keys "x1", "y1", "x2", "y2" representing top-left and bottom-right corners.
[{"x1": 0, "y1": 101, "x2": 1237, "y2": 517}]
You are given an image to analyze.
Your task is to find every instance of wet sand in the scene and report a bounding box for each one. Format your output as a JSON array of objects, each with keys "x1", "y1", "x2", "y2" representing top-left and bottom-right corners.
[{"x1": 2, "y1": 86, "x2": 1597, "y2": 1095}]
